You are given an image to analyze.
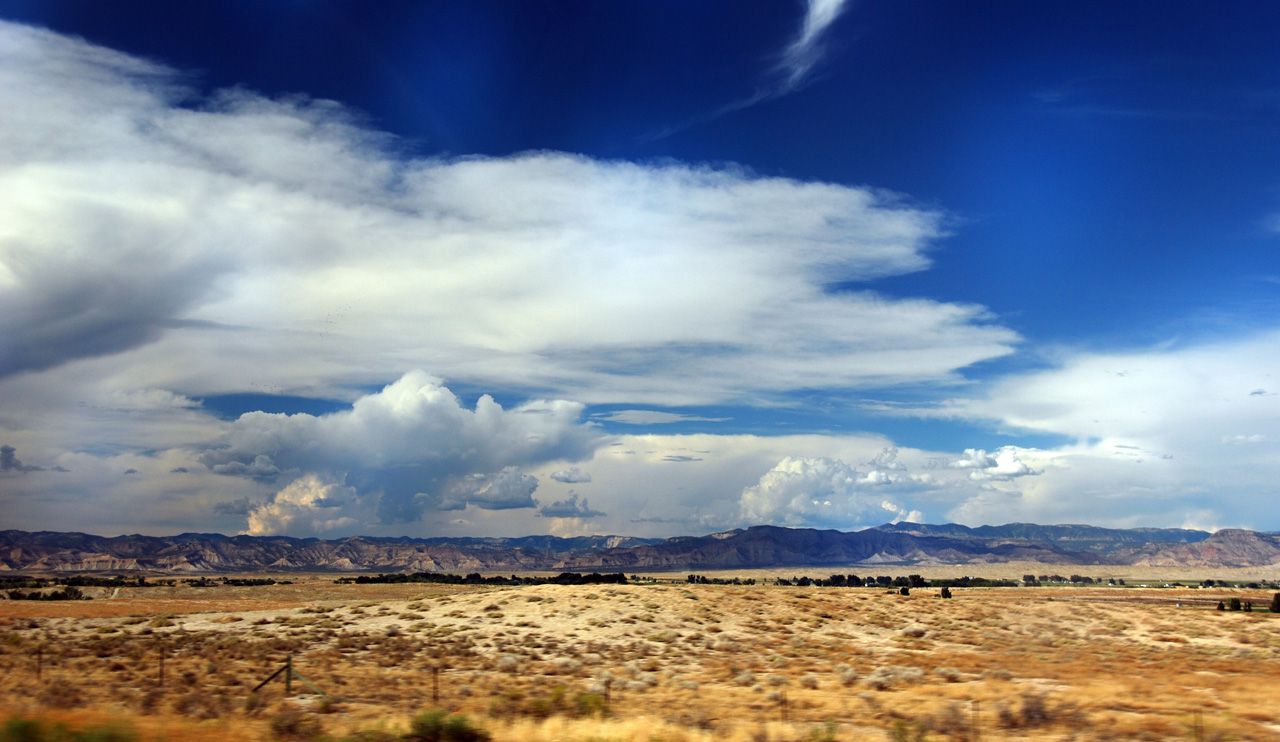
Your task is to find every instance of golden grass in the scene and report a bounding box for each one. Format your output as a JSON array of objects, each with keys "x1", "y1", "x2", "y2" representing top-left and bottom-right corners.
[{"x1": 2, "y1": 575, "x2": 1280, "y2": 740}]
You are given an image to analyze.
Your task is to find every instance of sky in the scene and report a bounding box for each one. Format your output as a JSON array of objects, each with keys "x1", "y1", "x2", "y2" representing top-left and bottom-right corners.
[{"x1": 4, "y1": 1, "x2": 1280, "y2": 539}]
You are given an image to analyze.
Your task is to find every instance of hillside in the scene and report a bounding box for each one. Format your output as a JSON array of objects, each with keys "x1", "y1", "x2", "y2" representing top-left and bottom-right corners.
[{"x1": 4, "y1": 522, "x2": 1278, "y2": 574}]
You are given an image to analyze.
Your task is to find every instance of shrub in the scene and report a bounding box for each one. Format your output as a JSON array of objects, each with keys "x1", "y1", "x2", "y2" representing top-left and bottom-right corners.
[
  {"x1": 863, "y1": 666, "x2": 923, "y2": 690},
  {"x1": 408, "y1": 710, "x2": 491, "y2": 742},
  {"x1": 935, "y1": 666, "x2": 962, "y2": 683},
  {"x1": 1228, "y1": 597, "x2": 1242, "y2": 612},
  {"x1": 939, "y1": 587, "x2": 952, "y2": 599},
  {"x1": 573, "y1": 691, "x2": 609, "y2": 718},
  {"x1": 3, "y1": 717, "x2": 55, "y2": 742},
  {"x1": 2, "y1": 717, "x2": 139, "y2": 742},
  {"x1": 269, "y1": 708, "x2": 323, "y2": 740},
  {"x1": 68, "y1": 722, "x2": 138, "y2": 742},
  {"x1": 1271, "y1": 592, "x2": 1280, "y2": 614},
  {"x1": 996, "y1": 692, "x2": 1074, "y2": 729}
]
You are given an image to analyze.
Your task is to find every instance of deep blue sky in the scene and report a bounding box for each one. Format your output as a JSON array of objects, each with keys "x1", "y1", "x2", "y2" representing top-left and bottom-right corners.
[{"x1": 5, "y1": 1, "x2": 1280, "y2": 536}]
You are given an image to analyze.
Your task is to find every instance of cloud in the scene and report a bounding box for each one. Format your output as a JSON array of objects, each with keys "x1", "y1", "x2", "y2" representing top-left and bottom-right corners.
[
  {"x1": 917, "y1": 329, "x2": 1280, "y2": 528},
  {"x1": 593, "y1": 410, "x2": 730, "y2": 425},
  {"x1": 550, "y1": 467, "x2": 592, "y2": 483},
  {"x1": 647, "y1": 0, "x2": 852, "y2": 139},
  {"x1": 539, "y1": 494, "x2": 606, "y2": 519},
  {"x1": 198, "y1": 370, "x2": 601, "y2": 524},
  {"x1": 434, "y1": 466, "x2": 540, "y2": 511},
  {"x1": 948, "y1": 447, "x2": 1039, "y2": 481},
  {"x1": 208, "y1": 454, "x2": 282, "y2": 481},
  {"x1": 1, "y1": 444, "x2": 42, "y2": 472},
  {"x1": 0, "y1": 19, "x2": 1017, "y2": 409},
  {"x1": 868, "y1": 446, "x2": 907, "y2": 471},
  {"x1": 779, "y1": 0, "x2": 851, "y2": 92},
  {"x1": 738, "y1": 455, "x2": 919, "y2": 528},
  {"x1": 212, "y1": 497, "x2": 254, "y2": 516},
  {"x1": 244, "y1": 475, "x2": 362, "y2": 537}
]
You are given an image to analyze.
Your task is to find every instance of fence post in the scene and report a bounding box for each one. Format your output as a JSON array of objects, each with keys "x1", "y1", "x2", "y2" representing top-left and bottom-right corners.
[
  {"x1": 286, "y1": 655, "x2": 293, "y2": 695},
  {"x1": 35, "y1": 643, "x2": 42, "y2": 681},
  {"x1": 432, "y1": 665, "x2": 439, "y2": 706},
  {"x1": 780, "y1": 690, "x2": 788, "y2": 723}
]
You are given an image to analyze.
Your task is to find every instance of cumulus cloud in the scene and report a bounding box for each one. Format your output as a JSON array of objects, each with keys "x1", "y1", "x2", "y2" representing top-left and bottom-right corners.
[
  {"x1": 949, "y1": 447, "x2": 1039, "y2": 481},
  {"x1": 915, "y1": 329, "x2": 1280, "y2": 528},
  {"x1": 0, "y1": 19, "x2": 1015, "y2": 408},
  {"x1": 868, "y1": 446, "x2": 907, "y2": 471},
  {"x1": 550, "y1": 467, "x2": 592, "y2": 483},
  {"x1": 738, "y1": 456, "x2": 919, "y2": 528},
  {"x1": 244, "y1": 475, "x2": 362, "y2": 537},
  {"x1": 881, "y1": 499, "x2": 925, "y2": 524},
  {"x1": 434, "y1": 467, "x2": 540, "y2": 511},
  {"x1": 539, "y1": 494, "x2": 606, "y2": 519},
  {"x1": 208, "y1": 454, "x2": 282, "y2": 481},
  {"x1": 199, "y1": 370, "x2": 601, "y2": 524}
]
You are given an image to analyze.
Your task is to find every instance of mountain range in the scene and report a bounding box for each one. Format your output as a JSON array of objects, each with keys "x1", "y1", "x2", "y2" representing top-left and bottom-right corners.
[{"x1": 4, "y1": 523, "x2": 1280, "y2": 574}]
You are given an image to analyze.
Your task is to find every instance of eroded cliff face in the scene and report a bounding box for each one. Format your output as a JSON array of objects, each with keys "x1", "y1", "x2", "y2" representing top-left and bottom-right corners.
[
  {"x1": 1128, "y1": 529, "x2": 1280, "y2": 568},
  {"x1": 1, "y1": 523, "x2": 1273, "y2": 575}
]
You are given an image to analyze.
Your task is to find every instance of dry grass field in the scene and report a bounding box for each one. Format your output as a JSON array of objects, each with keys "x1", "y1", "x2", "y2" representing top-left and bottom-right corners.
[{"x1": 2, "y1": 569, "x2": 1280, "y2": 741}]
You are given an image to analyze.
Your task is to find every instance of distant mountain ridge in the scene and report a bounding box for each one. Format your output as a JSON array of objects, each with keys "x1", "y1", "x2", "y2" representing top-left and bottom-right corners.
[{"x1": 2, "y1": 523, "x2": 1278, "y2": 574}]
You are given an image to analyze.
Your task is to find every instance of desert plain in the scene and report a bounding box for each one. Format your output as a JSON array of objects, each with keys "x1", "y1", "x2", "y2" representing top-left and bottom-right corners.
[{"x1": 2, "y1": 566, "x2": 1280, "y2": 742}]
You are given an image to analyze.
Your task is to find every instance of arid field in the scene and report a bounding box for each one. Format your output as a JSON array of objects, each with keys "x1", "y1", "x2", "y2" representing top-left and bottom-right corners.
[{"x1": 3, "y1": 569, "x2": 1280, "y2": 741}]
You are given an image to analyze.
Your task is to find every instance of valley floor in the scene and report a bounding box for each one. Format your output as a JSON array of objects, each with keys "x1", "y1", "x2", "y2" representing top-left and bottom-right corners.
[{"x1": 2, "y1": 575, "x2": 1280, "y2": 741}]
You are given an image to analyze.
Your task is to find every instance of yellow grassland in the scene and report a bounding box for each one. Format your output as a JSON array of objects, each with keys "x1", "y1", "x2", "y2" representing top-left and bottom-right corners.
[{"x1": 2, "y1": 571, "x2": 1279, "y2": 741}]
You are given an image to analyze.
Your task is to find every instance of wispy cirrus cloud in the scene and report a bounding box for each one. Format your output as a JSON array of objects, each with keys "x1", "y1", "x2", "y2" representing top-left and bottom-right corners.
[
  {"x1": 593, "y1": 410, "x2": 730, "y2": 425},
  {"x1": 644, "y1": 0, "x2": 851, "y2": 140},
  {"x1": 778, "y1": 0, "x2": 851, "y2": 93}
]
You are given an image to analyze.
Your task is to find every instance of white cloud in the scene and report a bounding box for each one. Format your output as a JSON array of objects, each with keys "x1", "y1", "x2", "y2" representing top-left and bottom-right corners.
[
  {"x1": 245, "y1": 475, "x2": 362, "y2": 537},
  {"x1": 198, "y1": 370, "x2": 602, "y2": 523},
  {"x1": 454, "y1": 466, "x2": 540, "y2": 511},
  {"x1": 0, "y1": 19, "x2": 1016, "y2": 408},
  {"x1": 949, "y1": 447, "x2": 1039, "y2": 481},
  {"x1": 550, "y1": 467, "x2": 592, "y2": 483},
  {"x1": 779, "y1": 0, "x2": 851, "y2": 91},
  {"x1": 593, "y1": 410, "x2": 730, "y2": 425},
  {"x1": 738, "y1": 455, "x2": 920, "y2": 528},
  {"x1": 539, "y1": 494, "x2": 606, "y2": 519},
  {"x1": 925, "y1": 330, "x2": 1280, "y2": 529},
  {"x1": 868, "y1": 446, "x2": 907, "y2": 471}
]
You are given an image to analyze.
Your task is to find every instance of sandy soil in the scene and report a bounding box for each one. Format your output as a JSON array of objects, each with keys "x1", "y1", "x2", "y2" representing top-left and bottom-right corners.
[{"x1": 2, "y1": 573, "x2": 1279, "y2": 741}]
